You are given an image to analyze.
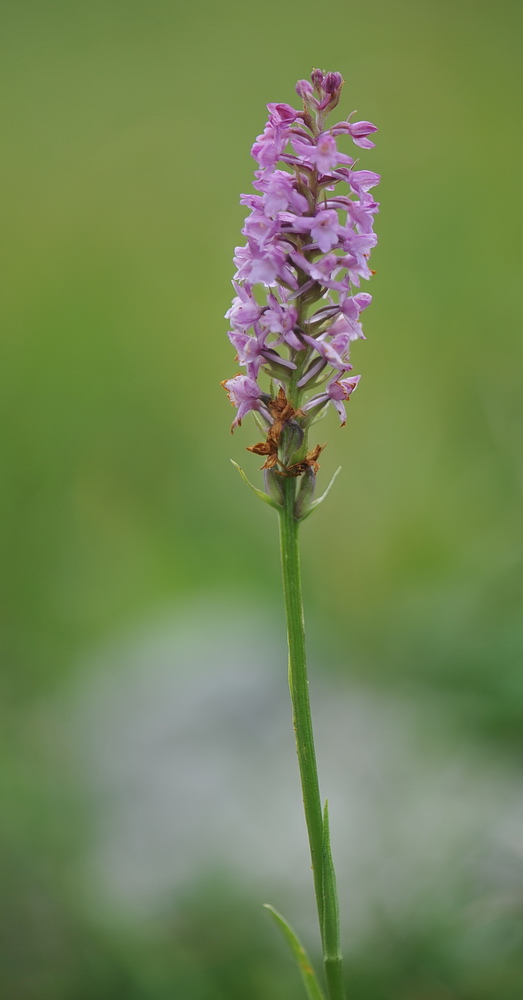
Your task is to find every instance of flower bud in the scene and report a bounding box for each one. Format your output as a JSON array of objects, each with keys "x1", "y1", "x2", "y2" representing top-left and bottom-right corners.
[
  {"x1": 264, "y1": 468, "x2": 285, "y2": 507},
  {"x1": 318, "y1": 72, "x2": 344, "y2": 113},
  {"x1": 269, "y1": 102, "x2": 300, "y2": 123},
  {"x1": 296, "y1": 79, "x2": 314, "y2": 100},
  {"x1": 323, "y1": 71, "x2": 343, "y2": 95},
  {"x1": 310, "y1": 68, "x2": 324, "y2": 94},
  {"x1": 279, "y1": 419, "x2": 304, "y2": 466},
  {"x1": 294, "y1": 467, "x2": 316, "y2": 520},
  {"x1": 295, "y1": 79, "x2": 317, "y2": 123}
]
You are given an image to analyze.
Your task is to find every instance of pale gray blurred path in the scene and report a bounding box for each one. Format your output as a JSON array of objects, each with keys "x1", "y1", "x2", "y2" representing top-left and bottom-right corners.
[{"x1": 69, "y1": 597, "x2": 523, "y2": 944}]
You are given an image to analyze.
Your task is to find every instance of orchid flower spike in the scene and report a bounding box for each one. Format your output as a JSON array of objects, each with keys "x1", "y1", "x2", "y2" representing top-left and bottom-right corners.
[{"x1": 222, "y1": 68, "x2": 379, "y2": 513}]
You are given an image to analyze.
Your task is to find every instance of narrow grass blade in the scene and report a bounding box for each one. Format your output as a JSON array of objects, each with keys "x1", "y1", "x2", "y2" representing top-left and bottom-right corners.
[{"x1": 264, "y1": 903, "x2": 326, "y2": 1000}]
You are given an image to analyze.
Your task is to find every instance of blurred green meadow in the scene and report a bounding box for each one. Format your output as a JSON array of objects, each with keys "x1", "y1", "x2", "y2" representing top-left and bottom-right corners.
[{"x1": 1, "y1": 0, "x2": 523, "y2": 997}]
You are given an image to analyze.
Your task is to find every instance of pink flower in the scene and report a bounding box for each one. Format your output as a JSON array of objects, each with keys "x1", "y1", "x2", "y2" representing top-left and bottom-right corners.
[
  {"x1": 254, "y1": 170, "x2": 309, "y2": 217},
  {"x1": 347, "y1": 120, "x2": 377, "y2": 149},
  {"x1": 225, "y1": 282, "x2": 262, "y2": 331},
  {"x1": 291, "y1": 252, "x2": 349, "y2": 292},
  {"x1": 221, "y1": 375, "x2": 267, "y2": 429},
  {"x1": 251, "y1": 122, "x2": 291, "y2": 167},
  {"x1": 302, "y1": 330, "x2": 352, "y2": 371},
  {"x1": 291, "y1": 133, "x2": 354, "y2": 174},
  {"x1": 261, "y1": 295, "x2": 299, "y2": 338},
  {"x1": 333, "y1": 118, "x2": 378, "y2": 149},
  {"x1": 302, "y1": 375, "x2": 361, "y2": 425},
  {"x1": 294, "y1": 210, "x2": 342, "y2": 252}
]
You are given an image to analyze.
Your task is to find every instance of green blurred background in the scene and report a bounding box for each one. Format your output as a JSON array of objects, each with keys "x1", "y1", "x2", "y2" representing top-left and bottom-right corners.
[{"x1": 1, "y1": 0, "x2": 523, "y2": 996}]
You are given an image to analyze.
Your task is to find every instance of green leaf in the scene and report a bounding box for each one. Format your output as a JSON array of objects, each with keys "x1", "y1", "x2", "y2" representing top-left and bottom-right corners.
[
  {"x1": 321, "y1": 801, "x2": 340, "y2": 960},
  {"x1": 321, "y1": 802, "x2": 345, "y2": 1000},
  {"x1": 230, "y1": 460, "x2": 280, "y2": 509},
  {"x1": 264, "y1": 903, "x2": 326, "y2": 1000}
]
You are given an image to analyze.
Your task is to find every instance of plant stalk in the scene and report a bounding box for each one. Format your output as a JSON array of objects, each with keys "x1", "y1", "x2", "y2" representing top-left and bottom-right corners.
[{"x1": 278, "y1": 476, "x2": 345, "y2": 1000}]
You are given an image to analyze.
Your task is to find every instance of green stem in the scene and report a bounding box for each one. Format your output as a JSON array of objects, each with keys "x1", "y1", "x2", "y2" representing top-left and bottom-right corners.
[{"x1": 278, "y1": 477, "x2": 346, "y2": 1000}]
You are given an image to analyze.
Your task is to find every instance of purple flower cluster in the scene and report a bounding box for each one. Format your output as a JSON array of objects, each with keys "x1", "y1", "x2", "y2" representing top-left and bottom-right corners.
[{"x1": 223, "y1": 69, "x2": 379, "y2": 474}]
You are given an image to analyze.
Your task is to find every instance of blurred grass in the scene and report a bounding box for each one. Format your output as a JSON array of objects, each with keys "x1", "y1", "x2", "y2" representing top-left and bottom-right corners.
[{"x1": 0, "y1": 0, "x2": 522, "y2": 996}]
